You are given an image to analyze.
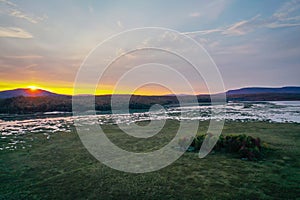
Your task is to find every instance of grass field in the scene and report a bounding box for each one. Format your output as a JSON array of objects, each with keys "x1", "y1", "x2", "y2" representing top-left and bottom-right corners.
[{"x1": 0, "y1": 121, "x2": 299, "y2": 199}]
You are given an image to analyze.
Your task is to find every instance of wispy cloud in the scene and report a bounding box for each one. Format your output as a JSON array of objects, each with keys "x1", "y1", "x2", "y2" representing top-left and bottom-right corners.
[
  {"x1": 1, "y1": 0, "x2": 47, "y2": 24},
  {"x1": 222, "y1": 15, "x2": 260, "y2": 36},
  {"x1": 9, "y1": 9, "x2": 47, "y2": 24},
  {"x1": 268, "y1": 0, "x2": 300, "y2": 28},
  {"x1": 187, "y1": 0, "x2": 231, "y2": 21},
  {"x1": 273, "y1": 0, "x2": 300, "y2": 20},
  {"x1": 0, "y1": 0, "x2": 16, "y2": 7},
  {"x1": 266, "y1": 22, "x2": 300, "y2": 28},
  {"x1": 184, "y1": 0, "x2": 300, "y2": 37},
  {"x1": 10, "y1": 10, "x2": 37, "y2": 23},
  {"x1": 182, "y1": 28, "x2": 222, "y2": 35},
  {"x1": 117, "y1": 20, "x2": 124, "y2": 29},
  {"x1": 0, "y1": 27, "x2": 33, "y2": 38},
  {"x1": 183, "y1": 15, "x2": 259, "y2": 36},
  {"x1": 189, "y1": 12, "x2": 200, "y2": 17},
  {"x1": 3, "y1": 55, "x2": 43, "y2": 59},
  {"x1": 24, "y1": 64, "x2": 38, "y2": 69},
  {"x1": 202, "y1": 0, "x2": 231, "y2": 20}
]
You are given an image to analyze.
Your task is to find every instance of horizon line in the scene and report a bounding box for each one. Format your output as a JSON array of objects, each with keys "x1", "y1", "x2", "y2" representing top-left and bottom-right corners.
[{"x1": 0, "y1": 85, "x2": 299, "y2": 96}]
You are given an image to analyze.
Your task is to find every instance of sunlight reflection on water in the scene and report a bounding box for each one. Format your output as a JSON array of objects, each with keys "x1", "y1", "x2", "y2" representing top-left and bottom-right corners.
[{"x1": 0, "y1": 101, "x2": 299, "y2": 151}]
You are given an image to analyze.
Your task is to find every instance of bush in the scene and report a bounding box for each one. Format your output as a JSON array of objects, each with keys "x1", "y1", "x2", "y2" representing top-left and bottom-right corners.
[{"x1": 178, "y1": 134, "x2": 267, "y2": 161}]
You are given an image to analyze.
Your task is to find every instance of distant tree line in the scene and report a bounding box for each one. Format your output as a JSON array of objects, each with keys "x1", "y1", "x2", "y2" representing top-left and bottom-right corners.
[
  {"x1": 0, "y1": 95, "x2": 182, "y2": 114},
  {"x1": 0, "y1": 96, "x2": 72, "y2": 114},
  {"x1": 0, "y1": 93, "x2": 298, "y2": 114}
]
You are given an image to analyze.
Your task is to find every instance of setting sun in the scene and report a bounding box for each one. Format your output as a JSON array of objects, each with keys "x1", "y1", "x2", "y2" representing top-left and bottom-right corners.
[{"x1": 28, "y1": 86, "x2": 38, "y2": 91}]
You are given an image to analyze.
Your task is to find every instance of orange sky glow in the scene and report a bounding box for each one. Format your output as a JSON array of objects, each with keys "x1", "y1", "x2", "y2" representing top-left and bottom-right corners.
[{"x1": 0, "y1": 81, "x2": 200, "y2": 96}]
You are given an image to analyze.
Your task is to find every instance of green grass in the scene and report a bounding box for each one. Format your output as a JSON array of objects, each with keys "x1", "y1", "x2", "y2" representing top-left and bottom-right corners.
[{"x1": 0, "y1": 121, "x2": 299, "y2": 199}]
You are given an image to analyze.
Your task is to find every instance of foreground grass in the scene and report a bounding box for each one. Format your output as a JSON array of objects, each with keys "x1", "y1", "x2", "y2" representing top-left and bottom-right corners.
[{"x1": 0, "y1": 121, "x2": 299, "y2": 199}]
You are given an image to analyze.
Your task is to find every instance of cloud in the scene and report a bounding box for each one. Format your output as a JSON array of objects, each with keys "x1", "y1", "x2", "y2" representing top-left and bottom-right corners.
[
  {"x1": 117, "y1": 20, "x2": 124, "y2": 28},
  {"x1": 9, "y1": 9, "x2": 38, "y2": 23},
  {"x1": 24, "y1": 64, "x2": 38, "y2": 69},
  {"x1": 268, "y1": 0, "x2": 300, "y2": 28},
  {"x1": 203, "y1": 0, "x2": 231, "y2": 20},
  {"x1": 189, "y1": 12, "x2": 200, "y2": 17},
  {"x1": 184, "y1": 0, "x2": 300, "y2": 38},
  {"x1": 0, "y1": 27, "x2": 33, "y2": 38},
  {"x1": 220, "y1": 11, "x2": 300, "y2": 33},
  {"x1": 221, "y1": 20, "x2": 251, "y2": 36},
  {"x1": 222, "y1": 15, "x2": 260, "y2": 36},
  {"x1": 3, "y1": 55, "x2": 43, "y2": 59},
  {"x1": 1, "y1": 0, "x2": 47, "y2": 24},
  {"x1": 273, "y1": 0, "x2": 300, "y2": 20},
  {"x1": 183, "y1": 15, "x2": 259, "y2": 37},
  {"x1": 266, "y1": 22, "x2": 300, "y2": 28},
  {"x1": 9, "y1": 9, "x2": 47, "y2": 24},
  {"x1": 182, "y1": 28, "x2": 222, "y2": 35},
  {"x1": 0, "y1": 0, "x2": 16, "y2": 7},
  {"x1": 186, "y1": 0, "x2": 231, "y2": 21}
]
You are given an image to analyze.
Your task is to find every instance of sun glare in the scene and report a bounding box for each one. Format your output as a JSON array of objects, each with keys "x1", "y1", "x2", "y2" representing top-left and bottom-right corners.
[{"x1": 28, "y1": 86, "x2": 38, "y2": 91}]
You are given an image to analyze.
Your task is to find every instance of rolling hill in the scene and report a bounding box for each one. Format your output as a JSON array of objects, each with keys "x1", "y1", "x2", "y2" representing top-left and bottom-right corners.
[
  {"x1": 1, "y1": 86, "x2": 299, "y2": 99},
  {"x1": 226, "y1": 86, "x2": 300, "y2": 95},
  {"x1": 0, "y1": 86, "x2": 299, "y2": 114},
  {"x1": 0, "y1": 88, "x2": 64, "y2": 99}
]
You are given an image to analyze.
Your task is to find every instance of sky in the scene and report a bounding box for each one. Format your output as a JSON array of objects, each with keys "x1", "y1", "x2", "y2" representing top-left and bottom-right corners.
[{"x1": 0, "y1": 0, "x2": 300, "y2": 95}]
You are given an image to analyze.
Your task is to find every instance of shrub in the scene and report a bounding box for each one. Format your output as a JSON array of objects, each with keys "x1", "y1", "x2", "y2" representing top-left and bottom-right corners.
[{"x1": 178, "y1": 134, "x2": 267, "y2": 161}]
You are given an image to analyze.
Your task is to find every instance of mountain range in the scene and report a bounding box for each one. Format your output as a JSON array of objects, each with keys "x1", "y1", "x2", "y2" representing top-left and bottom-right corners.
[
  {"x1": 0, "y1": 86, "x2": 299, "y2": 114},
  {"x1": 226, "y1": 86, "x2": 300, "y2": 95},
  {"x1": 0, "y1": 86, "x2": 299, "y2": 99}
]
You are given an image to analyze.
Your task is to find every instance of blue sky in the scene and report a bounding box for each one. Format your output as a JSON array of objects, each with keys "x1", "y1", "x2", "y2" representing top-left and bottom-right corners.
[{"x1": 0, "y1": 0, "x2": 300, "y2": 94}]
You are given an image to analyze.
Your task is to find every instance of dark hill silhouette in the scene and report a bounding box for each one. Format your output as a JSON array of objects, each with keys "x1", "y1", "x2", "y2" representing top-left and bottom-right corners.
[
  {"x1": 226, "y1": 86, "x2": 300, "y2": 95},
  {"x1": 1, "y1": 86, "x2": 299, "y2": 99},
  {"x1": 0, "y1": 86, "x2": 299, "y2": 114},
  {"x1": 0, "y1": 88, "x2": 64, "y2": 99}
]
